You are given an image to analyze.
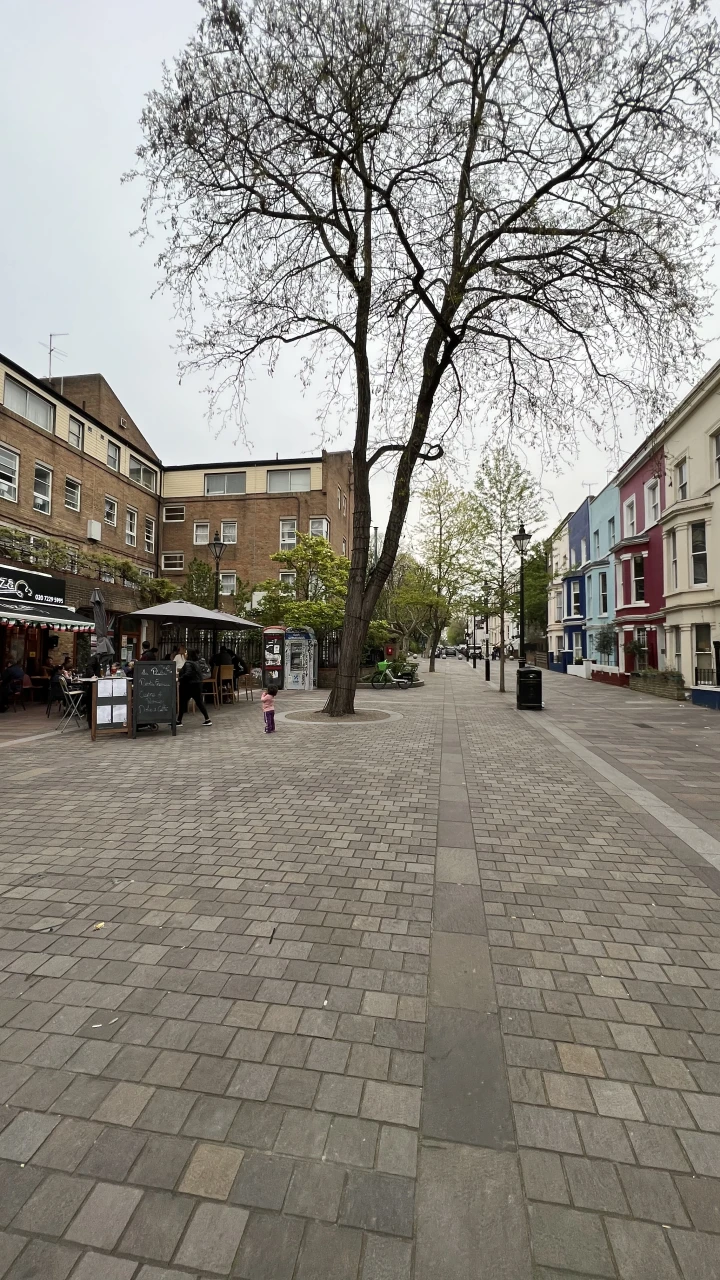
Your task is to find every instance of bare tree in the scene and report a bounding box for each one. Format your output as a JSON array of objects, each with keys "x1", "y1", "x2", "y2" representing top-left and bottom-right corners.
[
  {"x1": 132, "y1": 0, "x2": 719, "y2": 714},
  {"x1": 415, "y1": 473, "x2": 483, "y2": 672}
]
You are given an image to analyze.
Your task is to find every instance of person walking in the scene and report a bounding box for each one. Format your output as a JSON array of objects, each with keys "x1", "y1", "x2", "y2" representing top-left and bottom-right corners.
[
  {"x1": 261, "y1": 684, "x2": 277, "y2": 734},
  {"x1": 177, "y1": 649, "x2": 212, "y2": 726}
]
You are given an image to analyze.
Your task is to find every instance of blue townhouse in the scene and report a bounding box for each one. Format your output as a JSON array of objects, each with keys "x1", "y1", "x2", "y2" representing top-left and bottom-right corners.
[
  {"x1": 563, "y1": 497, "x2": 590, "y2": 662},
  {"x1": 584, "y1": 481, "x2": 620, "y2": 666}
]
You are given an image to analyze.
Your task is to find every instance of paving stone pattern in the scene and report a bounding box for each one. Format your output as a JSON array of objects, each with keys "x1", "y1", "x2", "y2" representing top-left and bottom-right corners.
[{"x1": 1, "y1": 665, "x2": 720, "y2": 1276}]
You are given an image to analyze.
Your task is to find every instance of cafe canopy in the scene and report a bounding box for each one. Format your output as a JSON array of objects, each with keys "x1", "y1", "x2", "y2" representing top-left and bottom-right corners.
[
  {"x1": 0, "y1": 599, "x2": 94, "y2": 632},
  {"x1": 128, "y1": 601, "x2": 261, "y2": 630}
]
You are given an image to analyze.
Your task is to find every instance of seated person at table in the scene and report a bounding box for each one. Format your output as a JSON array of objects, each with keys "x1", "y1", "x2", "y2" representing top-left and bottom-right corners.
[
  {"x1": 0, "y1": 661, "x2": 24, "y2": 712},
  {"x1": 177, "y1": 650, "x2": 212, "y2": 727}
]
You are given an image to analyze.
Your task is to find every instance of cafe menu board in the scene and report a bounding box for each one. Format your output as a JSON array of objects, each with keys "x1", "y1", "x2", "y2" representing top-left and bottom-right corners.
[
  {"x1": 132, "y1": 662, "x2": 177, "y2": 737},
  {"x1": 92, "y1": 677, "x2": 131, "y2": 741}
]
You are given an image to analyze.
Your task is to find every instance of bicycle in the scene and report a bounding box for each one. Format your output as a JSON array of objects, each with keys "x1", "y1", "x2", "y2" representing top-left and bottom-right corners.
[{"x1": 370, "y1": 659, "x2": 419, "y2": 690}]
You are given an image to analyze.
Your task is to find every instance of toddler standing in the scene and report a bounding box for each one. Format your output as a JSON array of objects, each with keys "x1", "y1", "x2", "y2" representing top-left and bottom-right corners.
[{"x1": 261, "y1": 684, "x2": 278, "y2": 733}]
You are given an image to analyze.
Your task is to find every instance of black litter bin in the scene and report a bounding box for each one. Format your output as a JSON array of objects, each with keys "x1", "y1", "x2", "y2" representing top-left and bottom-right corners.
[{"x1": 517, "y1": 665, "x2": 542, "y2": 710}]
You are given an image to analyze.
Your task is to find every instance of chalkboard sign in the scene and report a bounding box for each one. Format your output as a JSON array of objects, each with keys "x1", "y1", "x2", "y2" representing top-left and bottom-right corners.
[
  {"x1": 92, "y1": 677, "x2": 131, "y2": 741},
  {"x1": 132, "y1": 662, "x2": 177, "y2": 736}
]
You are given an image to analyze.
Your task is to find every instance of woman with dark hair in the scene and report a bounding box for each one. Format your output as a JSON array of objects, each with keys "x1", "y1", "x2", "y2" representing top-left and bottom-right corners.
[{"x1": 177, "y1": 649, "x2": 212, "y2": 727}]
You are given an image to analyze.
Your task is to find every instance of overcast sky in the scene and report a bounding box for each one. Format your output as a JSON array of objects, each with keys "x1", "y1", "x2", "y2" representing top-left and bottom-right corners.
[{"x1": 2, "y1": 0, "x2": 719, "y2": 541}]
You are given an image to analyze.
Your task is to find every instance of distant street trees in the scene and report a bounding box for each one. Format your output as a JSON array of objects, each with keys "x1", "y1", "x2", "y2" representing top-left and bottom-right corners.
[{"x1": 134, "y1": 0, "x2": 720, "y2": 712}]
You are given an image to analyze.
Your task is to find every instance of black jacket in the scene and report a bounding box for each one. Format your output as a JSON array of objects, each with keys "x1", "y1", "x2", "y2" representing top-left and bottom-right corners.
[{"x1": 179, "y1": 659, "x2": 204, "y2": 685}]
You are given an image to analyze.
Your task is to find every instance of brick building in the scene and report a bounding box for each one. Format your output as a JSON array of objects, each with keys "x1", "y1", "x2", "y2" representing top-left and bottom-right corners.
[
  {"x1": 160, "y1": 452, "x2": 353, "y2": 599},
  {"x1": 0, "y1": 348, "x2": 353, "y2": 671}
]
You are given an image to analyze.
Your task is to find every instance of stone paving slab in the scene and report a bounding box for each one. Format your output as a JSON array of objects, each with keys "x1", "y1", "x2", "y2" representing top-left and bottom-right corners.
[{"x1": 1, "y1": 667, "x2": 720, "y2": 1276}]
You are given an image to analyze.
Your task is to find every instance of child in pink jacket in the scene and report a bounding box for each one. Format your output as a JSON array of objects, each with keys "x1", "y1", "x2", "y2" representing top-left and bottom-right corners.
[{"x1": 261, "y1": 684, "x2": 278, "y2": 733}]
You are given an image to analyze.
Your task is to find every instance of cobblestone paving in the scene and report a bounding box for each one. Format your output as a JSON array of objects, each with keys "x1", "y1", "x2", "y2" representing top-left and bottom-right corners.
[
  {"x1": 1, "y1": 666, "x2": 720, "y2": 1277},
  {"x1": 0, "y1": 691, "x2": 439, "y2": 1278}
]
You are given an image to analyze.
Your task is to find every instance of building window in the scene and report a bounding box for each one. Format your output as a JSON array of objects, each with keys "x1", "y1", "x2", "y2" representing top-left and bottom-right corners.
[
  {"x1": 33, "y1": 464, "x2": 52, "y2": 515},
  {"x1": 676, "y1": 459, "x2": 688, "y2": 500},
  {"x1": 670, "y1": 529, "x2": 678, "y2": 589},
  {"x1": 107, "y1": 441, "x2": 120, "y2": 471},
  {"x1": 280, "y1": 518, "x2": 297, "y2": 550},
  {"x1": 570, "y1": 581, "x2": 581, "y2": 616},
  {"x1": 105, "y1": 496, "x2": 117, "y2": 526},
  {"x1": 342, "y1": 537, "x2": 347, "y2": 556},
  {"x1": 337, "y1": 486, "x2": 342, "y2": 510},
  {"x1": 645, "y1": 479, "x2": 660, "y2": 525},
  {"x1": 267, "y1": 468, "x2": 311, "y2": 493},
  {"x1": 695, "y1": 623, "x2": 713, "y2": 678},
  {"x1": 593, "y1": 530, "x2": 600, "y2": 559},
  {"x1": 205, "y1": 471, "x2": 246, "y2": 495},
  {"x1": 163, "y1": 504, "x2": 185, "y2": 522},
  {"x1": 125, "y1": 508, "x2": 137, "y2": 547},
  {"x1": 162, "y1": 552, "x2": 184, "y2": 571},
  {"x1": 100, "y1": 568, "x2": 115, "y2": 583},
  {"x1": 599, "y1": 572, "x2": 608, "y2": 614},
  {"x1": 673, "y1": 626, "x2": 682, "y2": 671},
  {"x1": 632, "y1": 555, "x2": 645, "y2": 602},
  {"x1": 194, "y1": 522, "x2": 210, "y2": 545},
  {"x1": 624, "y1": 497, "x2": 636, "y2": 537},
  {"x1": 0, "y1": 446, "x2": 18, "y2": 503},
  {"x1": 691, "y1": 521, "x2": 708, "y2": 584},
  {"x1": 144, "y1": 516, "x2": 155, "y2": 554},
  {"x1": 279, "y1": 571, "x2": 296, "y2": 587},
  {"x1": 635, "y1": 626, "x2": 648, "y2": 670},
  {"x1": 608, "y1": 516, "x2": 615, "y2": 546},
  {"x1": 715, "y1": 433, "x2": 720, "y2": 482},
  {"x1": 68, "y1": 416, "x2": 84, "y2": 450},
  {"x1": 616, "y1": 561, "x2": 624, "y2": 608},
  {"x1": 555, "y1": 591, "x2": 562, "y2": 621},
  {"x1": 586, "y1": 577, "x2": 593, "y2": 613},
  {"x1": 219, "y1": 571, "x2": 237, "y2": 596},
  {"x1": 4, "y1": 375, "x2": 54, "y2": 433},
  {"x1": 342, "y1": 493, "x2": 347, "y2": 516},
  {"x1": 309, "y1": 517, "x2": 330, "y2": 539},
  {"x1": 221, "y1": 520, "x2": 237, "y2": 544},
  {"x1": 129, "y1": 455, "x2": 157, "y2": 492},
  {"x1": 573, "y1": 632, "x2": 583, "y2": 661},
  {"x1": 580, "y1": 538, "x2": 587, "y2": 564},
  {"x1": 64, "y1": 477, "x2": 81, "y2": 511}
]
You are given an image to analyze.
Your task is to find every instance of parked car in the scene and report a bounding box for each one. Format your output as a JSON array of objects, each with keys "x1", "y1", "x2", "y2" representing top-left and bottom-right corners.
[{"x1": 444, "y1": 646, "x2": 456, "y2": 656}]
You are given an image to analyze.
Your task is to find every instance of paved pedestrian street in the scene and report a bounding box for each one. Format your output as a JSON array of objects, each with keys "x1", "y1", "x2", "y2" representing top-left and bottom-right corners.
[{"x1": 1, "y1": 665, "x2": 720, "y2": 1279}]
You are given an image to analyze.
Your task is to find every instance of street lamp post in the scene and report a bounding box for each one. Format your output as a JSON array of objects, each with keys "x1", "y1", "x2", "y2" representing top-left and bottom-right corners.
[
  {"x1": 209, "y1": 530, "x2": 226, "y2": 610},
  {"x1": 483, "y1": 579, "x2": 490, "y2": 682},
  {"x1": 512, "y1": 522, "x2": 532, "y2": 668},
  {"x1": 472, "y1": 603, "x2": 477, "y2": 670}
]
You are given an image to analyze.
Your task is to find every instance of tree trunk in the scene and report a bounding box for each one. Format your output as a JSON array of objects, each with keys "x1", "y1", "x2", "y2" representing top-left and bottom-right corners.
[
  {"x1": 499, "y1": 605, "x2": 505, "y2": 693},
  {"x1": 428, "y1": 623, "x2": 442, "y2": 673}
]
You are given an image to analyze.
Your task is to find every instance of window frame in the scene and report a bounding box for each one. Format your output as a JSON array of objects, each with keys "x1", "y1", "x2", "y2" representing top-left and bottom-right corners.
[
  {"x1": 32, "y1": 463, "x2": 52, "y2": 516},
  {"x1": 4, "y1": 375, "x2": 55, "y2": 434},
  {"x1": 309, "y1": 517, "x2": 330, "y2": 539},
  {"x1": 161, "y1": 552, "x2": 185, "y2": 572},
  {"x1": 266, "y1": 468, "x2": 311, "y2": 494},
  {"x1": 205, "y1": 471, "x2": 246, "y2": 496},
  {"x1": 221, "y1": 520, "x2": 237, "y2": 544},
  {"x1": 64, "y1": 476, "x2": 81, "y2": 512},
  {"x1": 599, "y1": 571, "x2": 608, "y2": 615},
  {"x1": 125, "y1": 507, "x2": 138, "y2": 548},
  {"x1": 632, "y1": 554, "x2": 645, "y2": 603},
  {"x1": 104, "y1": 496, "x2": 118, "y2": 527},
  {"x1": 593, "y1": 530, "x2": 600, "y2": 559},
  {"x1": 645, "y1": 478, "x2": 660, "y2": 526},
  {"x1": 0, "y1": 444, "x2": 19, "y2": 503},
  {"x1": 676, "y1": 459, "x2": 688, "y2": 501},
  {"x1": 163, "y1": 504, "x2": 185, "y2": 522},
  {"x1": 219, "y1": 571, "x2": 237, "y2": 596},
  {"x1": 670, "y1": 529, "x2": 678, "y2": 589},
  {"x1": 107, "y1": 440, "x2": 121, "y2": 472},
  {"x1": 691, "y1": 521, "x2": 708, "y2": 585},
  {"x1": 279, "y1": 571, "x2": 297, "y2": 587},
  {"x1": 586, "y1": 576, "x2": 593, "y2": 614},
  {"x1": 144, "y1": 515, "x2": 155, "y2": 554},
  {"x1": 623, "y1": 496, "x2": 636, "y2": 538},
  {"x1": 571, "y1": 580, "x2": 581, "y2": 617},
  {"x1": 280, "y1": 517, "x2": 297, "y2": 551},
  {"x1": 194, "y1": 521, "x2": 210, "y2": 545},
  {"x1": 608, "y1": 516, "x2": 615, "y2": 547},
  {"x1": 615, "y1": 560, "x2": 624, "y2": 608},
  {"x1": 555, "y1": 590, "x2": 562, "y2": 622},
  {"x1": 342, "y1": 537, "x2": 347, "y2": 556},
  {"x1": 714, "y1": 432, "x2": 720, "y2": 482},
  {"x1": 580, "y1": 538, "x2": 587, "y2": 564},
  {"x1": 129, "y1": 454, "x2": 157, "y2": 492},
  {"x1": 68, "y1": 415, "x2": 84, "y2": 450}
]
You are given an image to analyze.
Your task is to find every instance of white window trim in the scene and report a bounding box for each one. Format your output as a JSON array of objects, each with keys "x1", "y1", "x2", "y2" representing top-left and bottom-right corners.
[
  {"x1": 194, "y1": 521, "x2": 210, "y2": 545},
  {"x1": 144, "y1": 516, "x2": 155, "y2": 554},
  {"x1": 221, "y1": 520, "x2": 238, "y2": 544},
  {"x1": 0, "y1": 444, "x2": 19, "y2": 504},
  {"x1": 32, "y1": 462, "x2": 52, "y2": 516},
  {"x1": 125, "y1": 507, "x2": 138, "y2": 547},
  {"x1": 279, "y1": 571, "x2": 297, "y2": 586},
  {"x1": 162, "y1": 552, "x2": 185, "y2": 571},
  {"x1": 219, "y1": 571, "x2": 237, "y2": 596},
  {"x1": 631, "y1": 553, "x2": 646, "y2": 604},
  {"x1": 107, "y1": 441, "x2": 121, "y2": 471},
  {"x1": 64, "y1": 476, "x2": 81, "y2": 511},
  {"x1": 205, "y1": 471, "x2": 247, "y2": 496},
  {"x1": 105, "y1": 496, "x2": 118, "y2": 526},
  {"x1": 163, "y1": 505, "x2": 185, "y2": 522},
  {"x1": 644, "y1": 478, "x2": 660, "y2": 528},
  {"x1": 623, "y1": 496, "x2": 636, "y2": 538},
  {"x1": 669, "y1": 529, "x2": 678, "y2": 590},
  {"x1": 309, "y1": 517, "x2": 330, "y2": 539},
  {"x1": 676, "y1": 458, "x2": 688, "y2": 501},
  {"x1": 599, "y1": 571, "x2": 608, "y2": 616},
  {"x1": 4, "y1": 375, "x2": 55, "y2": 433},
  {"x1": 129, "y1": 454, "x2": 157, "y2": 492},
  {"x1": 68, "y1": 415, "x2": 84, "y2": 450},
  {"x1": 280, "y1": 517, "x2": 298, "y2": 550}
]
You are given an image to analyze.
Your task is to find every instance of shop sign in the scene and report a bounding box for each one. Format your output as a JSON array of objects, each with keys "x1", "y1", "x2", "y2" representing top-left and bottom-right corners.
[{"x1": 0, "y1": 564, "x2": 66, "y2": 606}]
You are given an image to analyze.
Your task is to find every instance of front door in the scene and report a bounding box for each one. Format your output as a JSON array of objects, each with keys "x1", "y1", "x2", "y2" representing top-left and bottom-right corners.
[{"x1": 647, "y1": 629, "x2": 658, "y2": 671}]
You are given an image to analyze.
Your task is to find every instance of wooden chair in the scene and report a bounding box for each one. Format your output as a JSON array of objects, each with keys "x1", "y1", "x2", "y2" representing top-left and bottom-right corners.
[
  {"x1": 206, "y1": 667, "x2": 221, "y2": 706},
  {"x1": 219, "y1": 665, "x2": 234, "y2": 704},
  {"x1": 239, "y1": 672, "x2": 254, "y2": 701}
]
